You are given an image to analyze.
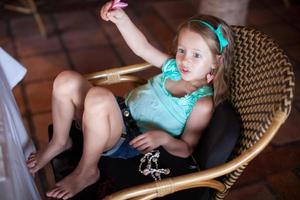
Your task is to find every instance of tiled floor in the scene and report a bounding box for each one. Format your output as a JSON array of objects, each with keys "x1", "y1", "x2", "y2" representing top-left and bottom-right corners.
[{"x1": 1, "y1": 0, "x2": 300, "y2": 199}]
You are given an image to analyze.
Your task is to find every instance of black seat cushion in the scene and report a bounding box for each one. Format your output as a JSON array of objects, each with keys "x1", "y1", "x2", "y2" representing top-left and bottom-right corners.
[
  {"x1": 194, "y1": 100, "x2": 241, "y2": 170},
  {"x1": 48, "y1": 100, "x2": 240, "y2": 200}
]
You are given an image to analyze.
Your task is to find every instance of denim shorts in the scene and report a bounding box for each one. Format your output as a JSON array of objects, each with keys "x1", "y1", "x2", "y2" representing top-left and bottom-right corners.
[{"x1": 102, "y1": 96, "x2": 141, "y2": 159}]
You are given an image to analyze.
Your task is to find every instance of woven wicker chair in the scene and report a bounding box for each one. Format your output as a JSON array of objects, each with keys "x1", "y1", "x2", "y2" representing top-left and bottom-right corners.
[{"x1": 84, "y1": 26, "x2": 295, "y2": 200}]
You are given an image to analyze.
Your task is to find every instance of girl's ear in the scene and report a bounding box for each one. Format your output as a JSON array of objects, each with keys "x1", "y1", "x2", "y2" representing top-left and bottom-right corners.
[{"x1": 214, "y1": 55, "x2": 222, "y2": 68}]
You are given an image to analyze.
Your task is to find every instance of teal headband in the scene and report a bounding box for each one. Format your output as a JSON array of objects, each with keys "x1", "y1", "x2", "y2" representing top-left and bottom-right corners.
[{"x1": 190, "y1": 20, "x2": 229, "y2": 53}]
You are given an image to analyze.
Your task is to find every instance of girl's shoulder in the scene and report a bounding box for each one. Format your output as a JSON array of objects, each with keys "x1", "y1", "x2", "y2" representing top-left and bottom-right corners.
[{"x1": 193, "y1": 95, "x2": 214, "y2": 116}]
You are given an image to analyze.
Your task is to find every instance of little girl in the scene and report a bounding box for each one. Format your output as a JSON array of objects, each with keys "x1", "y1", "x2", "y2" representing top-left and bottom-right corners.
[{"x1": 27, "y1": 1, "x2": 234, "y2": 199}]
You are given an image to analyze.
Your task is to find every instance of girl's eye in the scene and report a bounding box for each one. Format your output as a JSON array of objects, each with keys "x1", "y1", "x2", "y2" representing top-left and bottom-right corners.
[
  {"x1": 177, "y1": 48, "x2": 185, "y2": 54},
  {"x1": 193, "y1": 53, "x2": 201, "y2": 58}
]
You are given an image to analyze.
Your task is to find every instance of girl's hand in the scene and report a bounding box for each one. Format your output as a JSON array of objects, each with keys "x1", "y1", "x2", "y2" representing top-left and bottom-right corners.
[
  {"x1": 100, "y1": 1, "x2": 126, "y2": 23},
  {"x1": 129, "y1": 131, "x2": 169, "y2": 154}
]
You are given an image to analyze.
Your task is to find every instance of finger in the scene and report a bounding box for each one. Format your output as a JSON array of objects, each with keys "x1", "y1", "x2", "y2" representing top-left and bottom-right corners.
[
  {"x1": 100, "y1": 8, "x2": 108, "y2": 21},
  {"x1": 131, "y1": 139, "x2": 147, "y2": 149},
  {"x1": 100, "y1": 1, "x2": 113, "y2": 21},
  {"x1": 129, "y1": 134, "x2": 146, "y2": 145},
  {"x1": 107, "y1": 9, "x2": 124, "y2": 22},
  {"x1": 136, "y1": 143, "x2": 151, "y2": 152}
]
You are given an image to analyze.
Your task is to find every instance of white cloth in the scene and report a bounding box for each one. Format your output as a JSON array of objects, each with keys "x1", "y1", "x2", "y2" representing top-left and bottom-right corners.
[
  {"x1": 0, "y1": 48, "x2": 27, "y2": 89},
  {"x1": 0, "y1": 47, "x2": 40, "y2": 200}
]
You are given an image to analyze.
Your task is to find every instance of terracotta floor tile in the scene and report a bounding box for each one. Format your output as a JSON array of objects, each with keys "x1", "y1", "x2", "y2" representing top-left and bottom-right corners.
[
  {"x1": 247, "y1": 8, "x2": 283, "y2": 26},
  {"x1": 142, "y1": 11, "x2": 175, "y2": 51},
  {"x1": 262, "y1": 0, "x2": 286, "y2": 7},
  {"x1": 272, "y1": 107, "x2": 300, "y2": 145},
  {"x1": 21, "y1": 53, "x2": 70, "y2": 82},
  {"x1": 0, "y1": 20, "x2": 7, "y2": 34},
  {"x1": 100, "y1": 10, "x2": 162, "y2": 49},
  {"x1": 258, "y1": 23, "x2": 300, "y2": 46},
  {"x1": 54, "y1": 10, "x2": 99, "y2": 32},
  {"x1": 15, "y1": 35, "x2": 62, "y2": 57},
  {"x1": 283, "y1": 43, "x2": 300, "y2": 65},
  {"x1": 101, "y1": 21, "x2": 127, "y2": 46},
  {"x1": 60, "y1": 27, "x2": 109, "y2": 50},
  {"x1": 25, "y1": 81, "x2": 53, "y2": 114},
  {"x1": 271, "y1": 3, "x2": 300, "y2": 22},
  {"x1": 10, "y1": 15, "x2": 55, "y2": 38},
  {"x1": 21, "y1": 116, "x2": 31, "y2": 137},
  {"x1": 294, "y1": 21, "x2": 300, "y2": 30},
  {"x1": 152, "y1": 0, "x2": 195, "y2": 21},
  {"x1": 0, "y1": 37, "x2": 15, "y2": 57},
  {"x1": 267, "y1": 170, "x2": 300, "y2": 200},
  {"x1": 115, "y1": 43, "x2": 144, "y2": 65},
  {"x1": 12, "y1": 85, "x2": 26, "y2": 116},
  {"x1": 153, "y1": 1, "x2": 197, "y2": 32},
  {"x1": 237, "y1": 143, "x2": 300, "y2": 185},
  {"x1": 0, "y1": 20, "x2": 8, "y2": 38},
  {"x1": 69, "y1": 46, "x2": 121, "y2": 74},
  {"x1": 249, "y1": 0, "x2": 269, "y2": 9},
  {"x1": 292, "y1": 68, "x2": 300, "y2": 103},
  {"x1": 32, "y1": 112, "x2": 52, "y2": 149},
  {"x1": 226, "y1": 182, "x2": 276, "y2": 200}
]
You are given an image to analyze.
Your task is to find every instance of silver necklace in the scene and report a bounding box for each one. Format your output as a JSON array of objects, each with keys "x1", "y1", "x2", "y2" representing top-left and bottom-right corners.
[{"x1": 138, "y1": 150, "x2": 170, "y2": 181}]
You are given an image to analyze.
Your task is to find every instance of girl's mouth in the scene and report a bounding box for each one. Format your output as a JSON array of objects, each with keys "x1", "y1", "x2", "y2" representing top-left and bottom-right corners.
[{"x1": 179, "y1": 66, "x2": 190, "y2": 74}]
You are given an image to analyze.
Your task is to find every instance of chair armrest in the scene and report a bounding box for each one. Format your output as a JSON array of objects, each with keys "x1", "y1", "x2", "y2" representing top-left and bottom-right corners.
[
  {"x1": 103, "y1": 110, "x2": 287, "y2": 200},
  {"x1": 84, "y1": 62, "x2": 153, "y2": 85}
]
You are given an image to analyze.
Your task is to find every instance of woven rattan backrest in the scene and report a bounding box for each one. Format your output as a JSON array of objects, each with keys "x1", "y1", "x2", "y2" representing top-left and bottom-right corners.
[{"x1": 215, "y1": 26, "x2": 294, "y2": 199}]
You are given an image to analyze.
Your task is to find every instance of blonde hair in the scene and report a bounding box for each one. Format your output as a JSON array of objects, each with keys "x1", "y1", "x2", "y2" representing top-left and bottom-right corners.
[{"x1": 173, "y1": 15, "x2": 235, "y2": 106}]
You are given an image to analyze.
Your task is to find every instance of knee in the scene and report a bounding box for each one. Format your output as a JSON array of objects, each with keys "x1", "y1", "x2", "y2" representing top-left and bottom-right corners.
[
  {"x1": 53, "y1": 70, "x2": 83, "y2": 97},
  {"x1": 84, "y1": 87, "x2": 115, "y2": 114}
]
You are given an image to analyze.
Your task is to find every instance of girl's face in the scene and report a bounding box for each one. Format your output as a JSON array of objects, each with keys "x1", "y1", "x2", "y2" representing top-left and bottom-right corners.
[{"x1": 176, "y1": 28, "x2": 217, "y2": 82}]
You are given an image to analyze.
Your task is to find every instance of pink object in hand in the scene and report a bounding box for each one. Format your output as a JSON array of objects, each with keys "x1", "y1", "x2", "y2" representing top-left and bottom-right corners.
[{"x1": 111, "y1": 0, "x2": 128, "y2": 9}]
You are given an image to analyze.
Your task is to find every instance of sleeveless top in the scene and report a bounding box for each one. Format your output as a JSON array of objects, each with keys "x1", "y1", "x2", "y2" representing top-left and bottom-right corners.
[{"x1": 125, "y1": 59, "x2": 213, "y2": 137}]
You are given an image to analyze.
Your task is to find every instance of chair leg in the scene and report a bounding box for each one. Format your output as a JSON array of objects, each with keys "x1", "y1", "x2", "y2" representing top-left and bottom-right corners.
[
  {"x1": 4, "y1": 0, "x2": 47, "y2": 37},
  {"x1": 26, "y1": 0, "x2": 47, "y2": 37}
]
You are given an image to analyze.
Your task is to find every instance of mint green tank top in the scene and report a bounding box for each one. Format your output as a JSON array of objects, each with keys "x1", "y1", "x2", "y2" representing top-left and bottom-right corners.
[{"x1": 125, "y1": 59, "x2": 213, "y2": 137}]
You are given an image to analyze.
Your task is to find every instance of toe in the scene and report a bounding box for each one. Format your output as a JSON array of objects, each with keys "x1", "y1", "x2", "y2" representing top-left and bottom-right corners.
[
  {"x1": 27, "y1": 153, "x2": 36, "y2": 160},
  {"x1": 63, "y1": 192, "x2": 72, "y2": 200},
  {"x1": 46, "y1": 187, "x2": 61, "y2": 197},
  {"x1": 27, "y1": 160, "x2": 36, "y2": 168},
  {"x1": 57, "y1": 189, "x2": 68, "y2": 199}
]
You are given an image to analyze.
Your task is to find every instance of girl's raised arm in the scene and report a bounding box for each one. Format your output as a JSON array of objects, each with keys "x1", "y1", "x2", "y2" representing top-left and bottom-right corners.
[{"x1": 100, "y1": 1, "x2": 169, "y2": 68}]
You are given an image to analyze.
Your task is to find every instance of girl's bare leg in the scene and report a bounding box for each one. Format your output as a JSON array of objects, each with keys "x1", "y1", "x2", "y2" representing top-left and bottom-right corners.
[
  {"x1": 46, "y1": 87, "x2": 124, "y2": 200},
  {"x1": 26, "y1": 71, "x2": 92, "y2": 174}
]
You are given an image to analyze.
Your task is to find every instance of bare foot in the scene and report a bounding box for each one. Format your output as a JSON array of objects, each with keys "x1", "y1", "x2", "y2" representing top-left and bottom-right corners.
[
  {"x1": 26, "y1": 137, "x2": 72, "y2": 175},
  {"x1": 46, "y1": 168, "x2": 100, "y2": 199}
]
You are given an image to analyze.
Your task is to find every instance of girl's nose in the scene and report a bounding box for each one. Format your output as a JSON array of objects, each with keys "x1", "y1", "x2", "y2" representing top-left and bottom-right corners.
[{"x1": 182, "y1": 58, "x2": 191, "y2": 67}]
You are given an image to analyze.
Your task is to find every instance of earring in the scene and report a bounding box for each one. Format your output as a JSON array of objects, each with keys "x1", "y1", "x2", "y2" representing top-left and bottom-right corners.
[
  {"x1": 206, "y1": 73, "x2": 214, "y2": 83},
  {"x1": 206, "y1": 68, "x2": 217, "y2": 83}
]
